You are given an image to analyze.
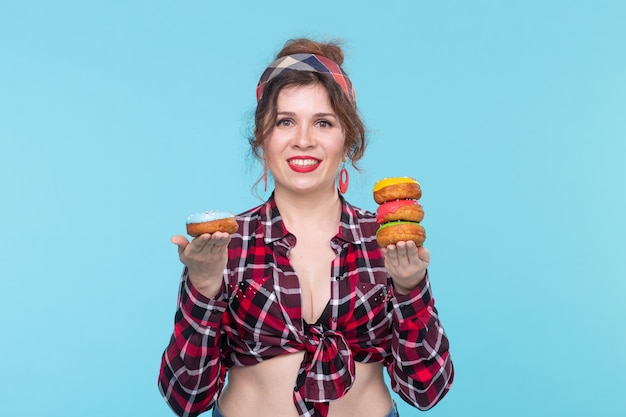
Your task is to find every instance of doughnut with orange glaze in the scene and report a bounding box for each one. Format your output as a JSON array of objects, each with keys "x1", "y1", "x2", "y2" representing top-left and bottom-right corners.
[{"x1": 372, "y1": 177, "x2": 421, "y2": 204}]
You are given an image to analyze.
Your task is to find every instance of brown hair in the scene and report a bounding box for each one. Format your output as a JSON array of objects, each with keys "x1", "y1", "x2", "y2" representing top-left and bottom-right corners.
[{"x1": 250, "y1": 38, "x2": 367, "y2": 171}]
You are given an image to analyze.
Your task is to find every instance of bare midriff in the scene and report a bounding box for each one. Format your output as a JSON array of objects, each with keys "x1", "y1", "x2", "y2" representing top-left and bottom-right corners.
[{"x1": 219, "y1": 352, "x2": 394, "y2": 417}]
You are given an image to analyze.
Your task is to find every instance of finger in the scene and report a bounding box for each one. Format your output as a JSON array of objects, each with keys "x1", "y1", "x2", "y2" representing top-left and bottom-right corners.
[
  {"x1": 417, "y1": 246, "x2": 431, "y2": 263},
  {"x1": 185, "y1": 233, "x2": 231, "y2": 257},
  {"x1": 209, "y1": 232, "x2": 232, "y2": 246},
  {"x1": 205, "y1": 235, "x2": 231, "y2": 258},
  {"x1": 384, "y1": 243, "x2": 398, "y2": 263},
  {"x1": 171, "y1": 235, "x2": 190, "y2": 255},
  {"x1": 405, "y1": 241, "x2": 419, "y2": 262},
  {"x1": 394, "y1": 241, "x2": 409, "y2": 264},
  {"x1": 186, "y1": 234, "x2": 215, "y2": 255}
]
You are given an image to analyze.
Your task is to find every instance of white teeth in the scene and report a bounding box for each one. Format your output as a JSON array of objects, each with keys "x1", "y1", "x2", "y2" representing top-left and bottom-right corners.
[{"x1": 289, "y1": 159, "x2": 318, "y2": 166}]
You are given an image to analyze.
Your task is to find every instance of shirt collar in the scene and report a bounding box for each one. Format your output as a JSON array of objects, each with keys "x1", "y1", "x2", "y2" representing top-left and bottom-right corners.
[{"x1": 260, "y1": 193, "x2": 364, "y2": 245}]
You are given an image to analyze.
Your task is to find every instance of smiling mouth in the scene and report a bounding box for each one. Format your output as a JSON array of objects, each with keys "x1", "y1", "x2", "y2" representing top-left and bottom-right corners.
[
  {"x1": 287, "y1": 158, "x2": 321, "y2": 172},
  {"x1": 288, "y1": 158, "x2": 319, "y2": 166}
]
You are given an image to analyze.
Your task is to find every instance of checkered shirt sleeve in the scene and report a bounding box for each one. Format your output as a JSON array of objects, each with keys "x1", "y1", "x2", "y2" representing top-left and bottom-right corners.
[
  {"x1": 387, "y1": 273, "x2": 455, "y2": 409},
  {"x1": 158, "y1": 270, "x2": 227, "y2": 417}
]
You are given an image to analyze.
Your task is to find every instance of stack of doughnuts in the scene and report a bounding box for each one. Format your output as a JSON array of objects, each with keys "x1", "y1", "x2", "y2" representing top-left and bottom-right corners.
[{"x1": 373, "y1": 177, "x2": 426, "y2": 247}]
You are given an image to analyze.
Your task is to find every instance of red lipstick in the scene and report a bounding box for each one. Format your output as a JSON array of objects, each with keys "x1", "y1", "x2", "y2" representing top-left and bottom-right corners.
[{"x1": 287, "y1": 156, "x2": 321, "y2": 173}]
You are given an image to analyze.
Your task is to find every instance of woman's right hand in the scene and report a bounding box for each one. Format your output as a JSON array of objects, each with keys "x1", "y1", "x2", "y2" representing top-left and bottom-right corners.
[{"x1": 170, "y1": 233, "x2": 231, "y2": 298}]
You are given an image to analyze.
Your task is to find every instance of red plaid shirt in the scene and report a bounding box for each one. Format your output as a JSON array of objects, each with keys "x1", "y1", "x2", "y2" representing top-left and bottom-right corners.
[{"x1": 159, "y1": 195, "x2": 454, "y2": 417}]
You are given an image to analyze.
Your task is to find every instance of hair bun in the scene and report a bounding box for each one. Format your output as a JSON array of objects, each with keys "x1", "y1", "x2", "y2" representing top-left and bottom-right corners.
[{"x1": 277, "y1": 38, "x2": 345, "y2": 66}]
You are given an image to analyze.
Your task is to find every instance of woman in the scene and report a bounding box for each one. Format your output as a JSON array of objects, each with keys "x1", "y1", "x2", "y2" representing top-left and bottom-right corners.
[{"x1": 159, "y1": 38, "x2": 454, "y2": 417}]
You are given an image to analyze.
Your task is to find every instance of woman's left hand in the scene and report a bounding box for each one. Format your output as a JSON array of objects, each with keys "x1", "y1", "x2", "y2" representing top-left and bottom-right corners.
[{"x1": 382, "y1": 241, "x2": 430, "y2": 295}]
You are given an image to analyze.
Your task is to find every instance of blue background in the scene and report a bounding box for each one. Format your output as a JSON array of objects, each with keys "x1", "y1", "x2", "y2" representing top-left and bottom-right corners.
[{"x1": 1, "y1": 1, "x2": 625, "y2": 416}]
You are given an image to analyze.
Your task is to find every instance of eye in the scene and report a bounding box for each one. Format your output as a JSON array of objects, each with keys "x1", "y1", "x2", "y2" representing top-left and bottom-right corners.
[
  {"x1": 276, "y1": 118, "x2": 293, "y2": 127},
  {"x1": 316, "y1": 120, "x2": 333, "y2": 128}
]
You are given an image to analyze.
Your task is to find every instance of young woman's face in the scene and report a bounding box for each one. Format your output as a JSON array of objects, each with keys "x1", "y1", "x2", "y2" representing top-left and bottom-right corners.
[{"x1": 264, "y1": 83, "x2": 346, "y2": 195}]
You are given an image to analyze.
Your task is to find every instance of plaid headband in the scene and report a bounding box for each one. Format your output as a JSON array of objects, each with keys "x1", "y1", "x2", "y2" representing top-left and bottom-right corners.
[{"x1": 256, "y1": 53, "x2": 356, "y2": 105}]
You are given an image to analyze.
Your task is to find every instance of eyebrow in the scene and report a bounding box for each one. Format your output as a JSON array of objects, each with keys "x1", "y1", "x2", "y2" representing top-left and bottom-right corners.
[{"x1": 276, "y1": 111, "x2": 337, "y2": 118}]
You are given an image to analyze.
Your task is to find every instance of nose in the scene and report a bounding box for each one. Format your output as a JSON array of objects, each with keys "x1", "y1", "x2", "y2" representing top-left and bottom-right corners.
[{"x1": 292, "y1": 124, "x2": 315, "y2": 149}]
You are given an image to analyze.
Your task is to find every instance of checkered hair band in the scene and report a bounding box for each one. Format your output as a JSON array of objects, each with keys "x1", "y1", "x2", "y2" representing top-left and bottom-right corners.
[{"x1": 256, "y1": 53, "x2": 356, "y2": 105}]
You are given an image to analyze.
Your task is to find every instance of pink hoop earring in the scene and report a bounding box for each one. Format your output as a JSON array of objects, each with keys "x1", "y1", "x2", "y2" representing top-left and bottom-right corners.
[{"x1": 338, "y1": 166, "x2": 349, "y2": 194}]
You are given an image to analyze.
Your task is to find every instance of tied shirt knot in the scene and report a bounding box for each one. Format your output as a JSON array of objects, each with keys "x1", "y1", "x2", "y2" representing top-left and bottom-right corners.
[{"x1": 296, "y1": 324, "x2": 355, "y2": 403}]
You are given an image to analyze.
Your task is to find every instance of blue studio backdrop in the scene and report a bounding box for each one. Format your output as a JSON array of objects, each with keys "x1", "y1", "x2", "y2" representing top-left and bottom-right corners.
[{"x1": 1, "y1": 1, "x2": 625, "y2": 416}]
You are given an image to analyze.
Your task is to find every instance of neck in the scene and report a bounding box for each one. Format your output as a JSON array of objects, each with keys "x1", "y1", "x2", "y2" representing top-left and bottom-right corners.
[{"x1": 273, "y1": 186, "x2": 342, "y2": 231}]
